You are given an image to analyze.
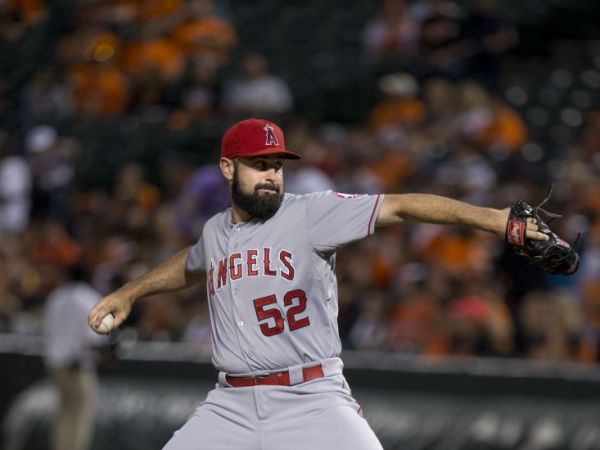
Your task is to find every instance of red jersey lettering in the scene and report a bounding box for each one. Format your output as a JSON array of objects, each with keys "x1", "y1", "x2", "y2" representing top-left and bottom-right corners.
[
  {"x1": 264, "y1": 248, "x2": 277, "y2": 276},
  {"x1": 217, "y1": 258, "x2": 227, "y2": 288},
  {"x1": 247, "y1": 249, "x2": 259, "y2": 276},
  {"x1": 280, "y1": 250, "x2": 295, "y2": 281},
  {"x1": 208, "y1": 265, "x2": 215, "y2": 296},
  {"x1": 229, "y1": 253, "x2": 242, "y2": 280}
]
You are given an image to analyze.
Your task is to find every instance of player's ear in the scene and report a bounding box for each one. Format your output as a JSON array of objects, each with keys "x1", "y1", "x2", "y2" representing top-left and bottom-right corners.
[{"x1": 220, "y1": 157, "x2": 235, "y2": 182}]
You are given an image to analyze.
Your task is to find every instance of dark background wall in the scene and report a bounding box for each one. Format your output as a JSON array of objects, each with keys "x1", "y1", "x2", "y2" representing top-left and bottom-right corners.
[{"x1": 3, "y1": 340, "x2": 600, "y2": 450}]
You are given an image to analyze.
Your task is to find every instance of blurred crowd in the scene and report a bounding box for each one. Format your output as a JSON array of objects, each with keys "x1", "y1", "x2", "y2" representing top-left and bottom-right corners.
[{"x1": 0, "y1": 0, "x2": 599, "y2": 363}]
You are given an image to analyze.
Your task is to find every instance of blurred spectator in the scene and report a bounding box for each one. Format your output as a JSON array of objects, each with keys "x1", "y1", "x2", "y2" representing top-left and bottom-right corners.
[
  {"x1": 366, "y1": 144, "x2": 414, "y2": 193},
  {"x1": 136, "y1": 291, "x2": 188, "y2": 341},
  {"x1": 156, "y1": 151, "x2": 199, "y2": 201},
  {"x1": 369, "y1": 72, "x2": 426, "y2": 134},
  {"x1": 181, "y1": 295, "x2": 211, "y2": 351},
  {"x1": 386, "y1": 284, "x2": 448, "y2": 355},
  {"x1": 168, "y1": 55, "x2": 222, "y2": 128},
  {"x1": 519, "y1": 290, "x2": 582, "y2": 361},
  {"x1": 0, "y1": 0, "x2": 47, "y2": 43},
  {"x1": 59, "y1": 29, "x2": 131, "y2": 118},
  {"x1": 111, "y1": 162, "x2": 161, "y2": 233},
  {"x1": 329, "y1": 128, "x2": 386, "y2": 194},
  {"x1": 121, "y1": 29, "x2": 185, "y2": 98},
  {"x1": 171, "y1": 0, "x2": 238, "y2": 66},
  {"x1": 173, "y1": 164, "x2": 229, "y2": 242},
  {"x1": 349, "y1": 291, "x2": 389, "y2": 350},
  {"x1": 57, "y1": 28, "x2": 119, "y2": 66},
  {"x1": 285, "y1": 161, "x2": 335, "y2": 194},
  {"x1": 431, "y1": 144, "x2": 497, "y2": 203},
  {"x1": 88, "y1": 236, "x2": 135, "y2": 295},
  {"x1": 411, "y1": 0, "x2": 467, "y2": 79},
  {"x1": 136, "y1": 0, "x2": 184, "y2": 25},
  {"x1": 69, "y1": 63, "x2": 131, "y2": 118},
  {"x1": 362, "y1": 0, "x2": 419, "y2": 73},
  {"x1": 415, "y1": 226, "x2": 494, "y2": 277},
  {"x1": 73, "y1": 0, "x2": 182, "y2": 29},
  {"x1": 222, "y1": 52, "x2": 294, "y2": 117},
  {"x1": 563, "y1": 107, "x2": 596, "y2": 168},
  {"x1": 419, "y1": 76, "x2": 458, "y2": 140},
  {"x1": 43, "y1": 264, "x2": 109, "y2": 450},
  {"x1": 28, "y1": 218, "x2": 82, "y2": 268},
  {"x1": 456, "y1": 80, "x2": 527, "y2": 152},
  {"x1": 576, "y1": 228, "x2": 598, "y2": 280},
  {"x1": 26, "y1": 126, "x2": 79, "y2": 218},
  {"x1": 0, "y1": 76, "x2": 14, "y2": 116},
  {"x1": 446, "y1": 278, "x2": 514, "y2": 356},
  {"x1": 579, "y1": 280, "x2": 600, "y2": 362},
  {"x1": 1, "y1": 232, "x2": 41, "y2": 330},
  {"x1": 22, "y1": 67, "x2": 73, "y2": 120},
  {"x1": 0, "y1": 131, "x2": 32, "y2": 234},
  {"x1": 152, "y1": 200, "x2": 183, "y2": 260},
  {"x1": 409, "y1": 0, "x2": 463, "y2": 23},
  {"x1": 460, "y1": 0, "x2": 518, "y2": 86},
  {"x1": 285, "y1": 126, "x2": 336, "y2": 194},
  {"x1": 0, "y1": 234, "x2": 33, "y2": 332}
]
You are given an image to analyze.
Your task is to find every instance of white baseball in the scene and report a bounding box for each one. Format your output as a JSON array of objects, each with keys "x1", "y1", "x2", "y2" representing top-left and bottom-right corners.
[{"x1": 94, "y1": 314, "x2": 115, "y2": 334}]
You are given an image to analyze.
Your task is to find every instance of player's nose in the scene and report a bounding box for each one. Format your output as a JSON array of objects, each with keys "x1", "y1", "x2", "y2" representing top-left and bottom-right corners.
[{"x1": 264, "y1": 167, "x2": 278, "y2": 182}]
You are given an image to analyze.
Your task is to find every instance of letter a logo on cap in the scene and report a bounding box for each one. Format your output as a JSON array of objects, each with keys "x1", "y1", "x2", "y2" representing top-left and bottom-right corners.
[{"x1": 263, "y1": 124, "x2": 279, "y2": 146}]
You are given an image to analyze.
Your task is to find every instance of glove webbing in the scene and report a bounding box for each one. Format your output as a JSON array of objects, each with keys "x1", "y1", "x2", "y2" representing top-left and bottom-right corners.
[
  {"x1": 533, "y1": 185, "x2": 562, "y2": 221},
  {"x1": 526, "y1": 185, "x2": 581, "y2": 270}
]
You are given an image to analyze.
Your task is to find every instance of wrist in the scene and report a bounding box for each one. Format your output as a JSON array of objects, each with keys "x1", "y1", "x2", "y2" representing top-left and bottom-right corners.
[
  {"x1": 489, "y1": 208, "x2": 509, "y2": 238},
  {"x1": 119, "y1": 283, "x2": 140, "y2": 306}
]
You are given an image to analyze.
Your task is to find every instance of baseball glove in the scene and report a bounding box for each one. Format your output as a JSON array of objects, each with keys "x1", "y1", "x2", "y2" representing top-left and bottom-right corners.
[{"x1": 505, "y1": 187, "x2": 580, "y2": 275}]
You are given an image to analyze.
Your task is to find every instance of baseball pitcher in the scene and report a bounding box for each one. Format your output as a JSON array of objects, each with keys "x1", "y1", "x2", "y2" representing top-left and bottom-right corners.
[{"x1": 89, "y1": 118, "x2": 578, "y2": 450}]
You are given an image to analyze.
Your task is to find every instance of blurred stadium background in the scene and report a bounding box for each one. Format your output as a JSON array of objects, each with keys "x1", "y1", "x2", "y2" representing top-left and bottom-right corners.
[{"x1": 1, "y1": 0, "x2": 600, "y2": 449}]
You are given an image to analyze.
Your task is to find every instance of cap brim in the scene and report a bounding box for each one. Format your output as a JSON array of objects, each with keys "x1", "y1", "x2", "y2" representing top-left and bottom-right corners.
[{"x1": 239, "y1": 147, "x2": 301, "y2": 160}]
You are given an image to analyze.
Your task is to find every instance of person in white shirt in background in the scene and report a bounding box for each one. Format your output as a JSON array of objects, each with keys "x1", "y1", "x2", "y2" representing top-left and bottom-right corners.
[
  {"x1": 0, "y1": 131, "x2": 32, "y2": 235},
  {"x1": 43, "y1": 264, "x2": 110, "y2": 450},
  {"x1": 222, "y1": 52, "x2": 293, "y2": 117}
]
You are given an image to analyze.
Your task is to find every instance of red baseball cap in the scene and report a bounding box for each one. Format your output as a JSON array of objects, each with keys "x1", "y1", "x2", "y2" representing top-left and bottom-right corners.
[{"x1": 221, "y1": 118, "x2": 301, "y2": 160}]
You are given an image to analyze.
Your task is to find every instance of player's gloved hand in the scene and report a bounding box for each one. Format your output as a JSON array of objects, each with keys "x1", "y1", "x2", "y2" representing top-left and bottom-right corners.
[
  {"x1": 505, "y1": 187, "x2": 581, "y2": 275},
  {"x1": 88, "y1": 290, "x2": 134, "y2": 333}
]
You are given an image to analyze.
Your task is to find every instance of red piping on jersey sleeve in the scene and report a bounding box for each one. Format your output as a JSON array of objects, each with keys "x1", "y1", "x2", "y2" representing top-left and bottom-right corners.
[{"x1": 367, "y1": 194, "x2": 382, "y2": 236}]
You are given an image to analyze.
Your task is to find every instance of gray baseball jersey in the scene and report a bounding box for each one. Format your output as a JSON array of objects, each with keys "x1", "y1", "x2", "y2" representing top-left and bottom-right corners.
[{"x1": 186, "y1": 191, "x2": 384, "y2": 375}]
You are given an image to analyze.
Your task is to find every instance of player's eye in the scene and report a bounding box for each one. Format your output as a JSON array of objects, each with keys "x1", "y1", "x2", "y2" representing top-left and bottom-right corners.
[{"x1": 252, "y1": 159, "x2": 283, "y2": 171}]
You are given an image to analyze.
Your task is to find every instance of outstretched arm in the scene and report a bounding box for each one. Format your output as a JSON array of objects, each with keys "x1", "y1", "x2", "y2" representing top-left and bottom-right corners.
[
  {"x1": 376, "y1": 193, "x2": 549, "y2": 240},
  {"x1": 88, "y1": 246, "x2": 202, "y2": 333}
]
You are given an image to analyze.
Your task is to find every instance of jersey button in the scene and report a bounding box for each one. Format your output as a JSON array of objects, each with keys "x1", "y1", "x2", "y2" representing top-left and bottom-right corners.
[{"x1": 237, "y1": 320, "x2": 244, "y2": 327}]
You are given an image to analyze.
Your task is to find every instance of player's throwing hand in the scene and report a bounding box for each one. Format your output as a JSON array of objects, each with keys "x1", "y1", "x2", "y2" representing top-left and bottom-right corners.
[{"x1": 88, "y1": 291, "x2": 133, "y2": 334}]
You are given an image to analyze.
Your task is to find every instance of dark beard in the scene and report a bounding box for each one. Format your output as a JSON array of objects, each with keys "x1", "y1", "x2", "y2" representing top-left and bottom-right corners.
[{"x1": 231, "y1": 170, "x2": 283, "y2": 220}]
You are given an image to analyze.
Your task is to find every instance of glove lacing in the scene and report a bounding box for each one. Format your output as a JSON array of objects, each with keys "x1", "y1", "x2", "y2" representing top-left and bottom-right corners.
[
  {"x1": 531, "y1": 185, "x2": 581, "y2": 273},
  {"x1": 533, "y1": 185, "x2": 562, "y2": 221}
]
